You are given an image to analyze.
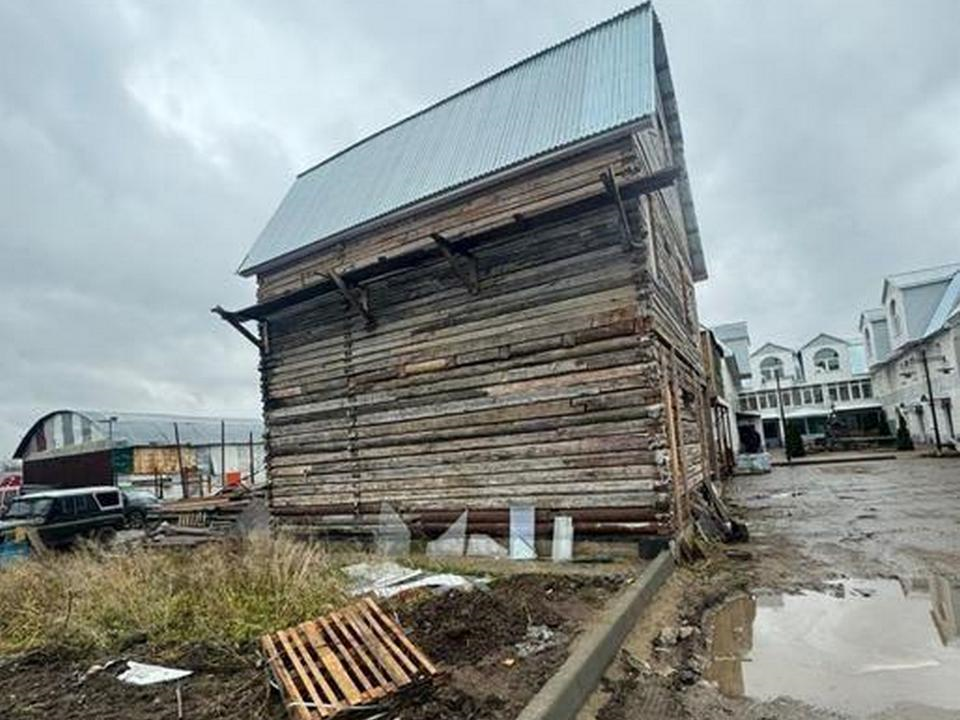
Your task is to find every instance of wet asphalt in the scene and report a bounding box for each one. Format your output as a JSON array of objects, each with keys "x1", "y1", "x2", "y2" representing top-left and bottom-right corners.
[{"x1": 729, "y1": 455, "x2": 960, "y2": 579}]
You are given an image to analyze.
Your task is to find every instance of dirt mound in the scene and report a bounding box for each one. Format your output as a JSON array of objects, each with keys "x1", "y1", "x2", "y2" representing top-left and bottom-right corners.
[{"x1": 388, "y1": 573, "x2": 624, "y2": 720}]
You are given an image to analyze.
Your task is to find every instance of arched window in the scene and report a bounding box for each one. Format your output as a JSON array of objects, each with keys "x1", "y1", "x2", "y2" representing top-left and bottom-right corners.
[
  {"x1": 760, "y1": 356, "x2": 784, "y2": 382},
  {"x1": 890, "y1": 299, "x2": 903, "y2": 336},
  {"x1": 813, "y1": 347, "x2": 841, "y2": 372}
]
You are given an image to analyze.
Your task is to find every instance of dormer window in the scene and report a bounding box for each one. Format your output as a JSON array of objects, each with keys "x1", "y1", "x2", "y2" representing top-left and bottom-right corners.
[
  {"x1": 890, "y1": 299, "x2": 903, "y2": 336},
  {"x1": 813, "y1": 347, "x2": 840, "y2": 372},
  {"x1": 864, "y1": 328, "x2": 872, "y2": 360},
  {"x1": 760, "y1": 357, "x2": 784, "y2": 382}
]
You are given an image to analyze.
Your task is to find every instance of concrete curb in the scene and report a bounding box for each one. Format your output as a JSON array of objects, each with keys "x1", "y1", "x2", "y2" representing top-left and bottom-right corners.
[
  {"x1": 772, "y1": 453, "x2": 896, "y2": 467},
  {"x1": 515, "y1": 551, "x2": 674, "y2": 720}
]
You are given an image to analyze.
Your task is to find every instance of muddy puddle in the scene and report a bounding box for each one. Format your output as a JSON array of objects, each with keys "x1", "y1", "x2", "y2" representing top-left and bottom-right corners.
[{"x1": 705, "y1": 578, "x2": 960, "y2": 718}]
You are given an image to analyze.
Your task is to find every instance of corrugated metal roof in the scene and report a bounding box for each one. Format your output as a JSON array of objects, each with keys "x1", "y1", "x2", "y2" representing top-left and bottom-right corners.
[
  {"x1": 79, "y1": 411, "x2": 262, "y2": 447},
  {"x1": 885, "y1": 262, "x2": 960, "y2": 291},
  {"x1": 239, "y1": 4, "x2": 683, "y2": 276},
  {"x1": 923, "y1": 270, "x2": 960, "y2": 337},
  {"x1": 13, "y1": 410, "x2": 263, "y2": 458},
  {"x1": 712, "y1": 321, "x2": 750, "y2": 343}
]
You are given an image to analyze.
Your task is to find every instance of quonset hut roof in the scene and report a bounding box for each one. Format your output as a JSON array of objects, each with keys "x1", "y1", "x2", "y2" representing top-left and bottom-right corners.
[
  {"x1": 13, "y1": 410, "x2": 263, "y2": 458},
  {"x1": 239, "y1": 3, "x2": 705, "y2": 279}
]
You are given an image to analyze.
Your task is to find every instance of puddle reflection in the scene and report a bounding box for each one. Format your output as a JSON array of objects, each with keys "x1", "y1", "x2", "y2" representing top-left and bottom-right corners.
[{"x1": 705, "y1": 578, "x2": 960, "y2": 717}]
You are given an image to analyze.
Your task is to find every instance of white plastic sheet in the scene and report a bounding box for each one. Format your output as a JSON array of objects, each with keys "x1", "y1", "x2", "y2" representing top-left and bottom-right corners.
[
  {"x1": 509, "y1": 506, "x2": 536, "y2": 560},
  {"x1": 117, "y1": 661, "x2": 192, "y2": 686},
  {"x1": 343, "y1": 560, "x2": 485, "y2": 598},
  {"x1": 551, "y1": 516, "x2": 573, "y2": 562},
  {"x1": 466, "y1": 534, "x2": 509, "y2": 558},
  {"x1": 376, "y1": 502, "x2": 411, "y2": 556},
  {"x1": 426, "y1": 510, "x2": 468, "y2": 557}
]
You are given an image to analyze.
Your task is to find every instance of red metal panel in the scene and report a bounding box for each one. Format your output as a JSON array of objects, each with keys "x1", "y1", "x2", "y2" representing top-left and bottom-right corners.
[{"x1": 23, "y1": 451, "x2": 114, "y2": 488}]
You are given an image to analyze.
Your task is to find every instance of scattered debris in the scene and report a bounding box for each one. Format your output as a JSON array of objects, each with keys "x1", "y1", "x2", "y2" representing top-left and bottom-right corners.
[
  {"x1": 117, "y1": 660, "x2": 193, "y2": 686},
  {"x1": 514, "y1": 624, "x2": 560, "y2": 658},
  {"x1": 656, "y1": 626, "x2": 680, "y2": 648},
  {"x1": 145, "y1": 521, "x2": 214, "y2": 548},
  {"x1": 78, "y1": 658, "x2": 122, "y2": 685},
  {"x1": 260, "y1": 596, "x2": 437, "y2": 720},
  {"x1": 735, "y1": 452, "x2": 772, "y2": 475},
  {"x1": 342, "y1": 561, "x2": 486, "y2": 599},
  {"x1": 153, "y1": 484, "x2": 270, "y2": 536}
]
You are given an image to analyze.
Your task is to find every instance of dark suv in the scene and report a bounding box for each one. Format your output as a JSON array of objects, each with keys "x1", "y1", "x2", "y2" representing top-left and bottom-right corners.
[
  {"x1": 0, "y1": 486, "x2": 126, "y2": 551},
  {"x1": 121, "y1": 489, "x2": 162, "y2": 528}
]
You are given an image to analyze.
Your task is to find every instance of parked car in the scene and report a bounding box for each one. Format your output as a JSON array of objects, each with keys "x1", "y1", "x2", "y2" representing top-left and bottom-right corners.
[
  {"x1": 0, "y1": 486, "x2": 126, "y2": 550},
  {"x1": 121, "y1": 489, "x2": 162, "y2": 528}
]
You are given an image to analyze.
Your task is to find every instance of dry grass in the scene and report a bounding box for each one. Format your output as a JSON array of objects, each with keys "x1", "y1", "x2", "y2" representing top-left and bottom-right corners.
[{"x1": 0, "y1": 533, "x2": 346, "y2": 656}]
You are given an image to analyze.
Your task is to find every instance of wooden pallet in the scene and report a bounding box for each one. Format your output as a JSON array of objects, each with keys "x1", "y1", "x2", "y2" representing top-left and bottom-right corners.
[{"x1": 261, "y1": 597, "x2": 438, "y2": 720}]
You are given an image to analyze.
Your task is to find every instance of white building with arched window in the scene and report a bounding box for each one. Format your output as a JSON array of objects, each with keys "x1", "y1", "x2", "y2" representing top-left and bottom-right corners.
[{"x1": 736, "y1": 335, "x2": 881, "y2": 447}]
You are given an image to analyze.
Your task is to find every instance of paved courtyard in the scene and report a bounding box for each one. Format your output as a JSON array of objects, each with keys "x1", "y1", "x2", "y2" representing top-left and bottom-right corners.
[{"x1": 730, "y1": 454, "x2": 960, "y2": 580}]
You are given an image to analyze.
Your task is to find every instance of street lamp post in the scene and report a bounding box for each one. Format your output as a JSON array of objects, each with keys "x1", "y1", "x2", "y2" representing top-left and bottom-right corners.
[
  {"x1": 775, "y1": 370, "x2": 790, "y2": 463},
  {"x1": 920, "y1": 349, "x2": 943, "y2": 454}
]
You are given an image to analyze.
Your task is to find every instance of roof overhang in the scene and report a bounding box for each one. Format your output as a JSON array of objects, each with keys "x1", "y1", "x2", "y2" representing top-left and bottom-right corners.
[
  {"x1": 225, "y1": 163, "x2": 685, "y2": 323},
  {"x1": 239, "y1": 123, "x2": 646, "y2": 278}
]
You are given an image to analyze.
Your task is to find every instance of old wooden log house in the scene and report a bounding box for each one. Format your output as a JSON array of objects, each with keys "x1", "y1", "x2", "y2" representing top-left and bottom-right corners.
[{"x1": 217, "y1": 4, "x2": 712, "y2": 542}]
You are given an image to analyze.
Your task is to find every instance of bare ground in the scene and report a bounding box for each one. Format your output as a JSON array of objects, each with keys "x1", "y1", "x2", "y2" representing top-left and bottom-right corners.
[{"x1": 0, "y1": 572, "x2": 626, "y2": 720}]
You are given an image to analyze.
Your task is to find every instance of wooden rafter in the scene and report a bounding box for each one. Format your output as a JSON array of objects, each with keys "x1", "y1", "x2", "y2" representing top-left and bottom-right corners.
[
  {"x1": 431, "y1": 233, "x2": 479, "y2": 294},
  {"x1": 211, "y1": 306, "x2": 262, "y2": 351},
  {"x1": 328, "y1": 271, "x2": 374, "y2": 328}
]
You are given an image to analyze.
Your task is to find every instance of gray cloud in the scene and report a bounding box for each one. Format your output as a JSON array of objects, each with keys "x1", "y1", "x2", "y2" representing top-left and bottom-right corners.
[{"x1": 2, "y1": 0, "x2": 959, "y2": 453}]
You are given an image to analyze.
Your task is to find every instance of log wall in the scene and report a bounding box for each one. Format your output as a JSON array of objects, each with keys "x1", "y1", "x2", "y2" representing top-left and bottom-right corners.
[{"x1": 254, "y1": 129, "x2": 708, "y2": 539}]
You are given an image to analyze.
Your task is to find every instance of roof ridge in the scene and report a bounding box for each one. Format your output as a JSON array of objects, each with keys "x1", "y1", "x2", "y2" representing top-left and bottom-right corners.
[
  {"x1": 886, "y1": 260, "x2": 960, "y2": 281},
  {"x1": 295, "y1": 3, "x2": 652, "y2": 180},
  {"x1": 77, "y1": 409, "x2": 259, "y2": 423}
]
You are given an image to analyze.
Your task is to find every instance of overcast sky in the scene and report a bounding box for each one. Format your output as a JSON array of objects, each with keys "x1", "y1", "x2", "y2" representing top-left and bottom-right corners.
[{"x1": 2, "y1": 0, "x2": 959, "y2": 454}]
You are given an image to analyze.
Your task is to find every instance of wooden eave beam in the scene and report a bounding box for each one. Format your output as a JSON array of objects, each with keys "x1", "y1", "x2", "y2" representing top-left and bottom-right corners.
[
  {"x1": 223, "y1": 165, "x2": 682, "y2": 323},
  {"x1": 212, "y1": 305, "x2": 263, "y2": 351},
  {"x1": 431, "y1": 233, "x2": 479, "y2": 294},
  {"x1": 328, "y1": 270, "x2": 375, "y2": 328}
]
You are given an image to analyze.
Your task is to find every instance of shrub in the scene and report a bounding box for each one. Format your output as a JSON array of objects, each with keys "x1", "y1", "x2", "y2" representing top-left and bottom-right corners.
[
  {"x1": 895, "y1": 415, "x2": 915, "y2": 451},
  {"x1": 785, "y1": 421, "x2": 806, "y2": 458},
  {"x1": 0, "y1": 533, "x2": 346, "y2": 656}
]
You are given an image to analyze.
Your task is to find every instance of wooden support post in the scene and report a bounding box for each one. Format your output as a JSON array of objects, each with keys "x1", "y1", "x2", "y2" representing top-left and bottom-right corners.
[
  {"x1": 212, "y1": 306, "x2": 263, "y2": 351},
  {"x1": 431, "y1": 233, "x2": 479, "y2": 293},
  {"x1": 248, "y1": 431, "x2": 255, "y2": 486},
  {"x1": 220, "y1": 419, "x2": 226, "y2": 492},
  {"x1": 328, "y1": 271, "x2": 374, "y2": 328},
  {"x1": 173, "y1": 422, "x2": 188, "y2": 499}
]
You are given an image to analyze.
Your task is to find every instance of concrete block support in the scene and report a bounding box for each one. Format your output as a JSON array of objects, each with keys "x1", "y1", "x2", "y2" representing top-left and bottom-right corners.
[{"x1": 516, "y1": 551, "x2": 674, "y2": 720}]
